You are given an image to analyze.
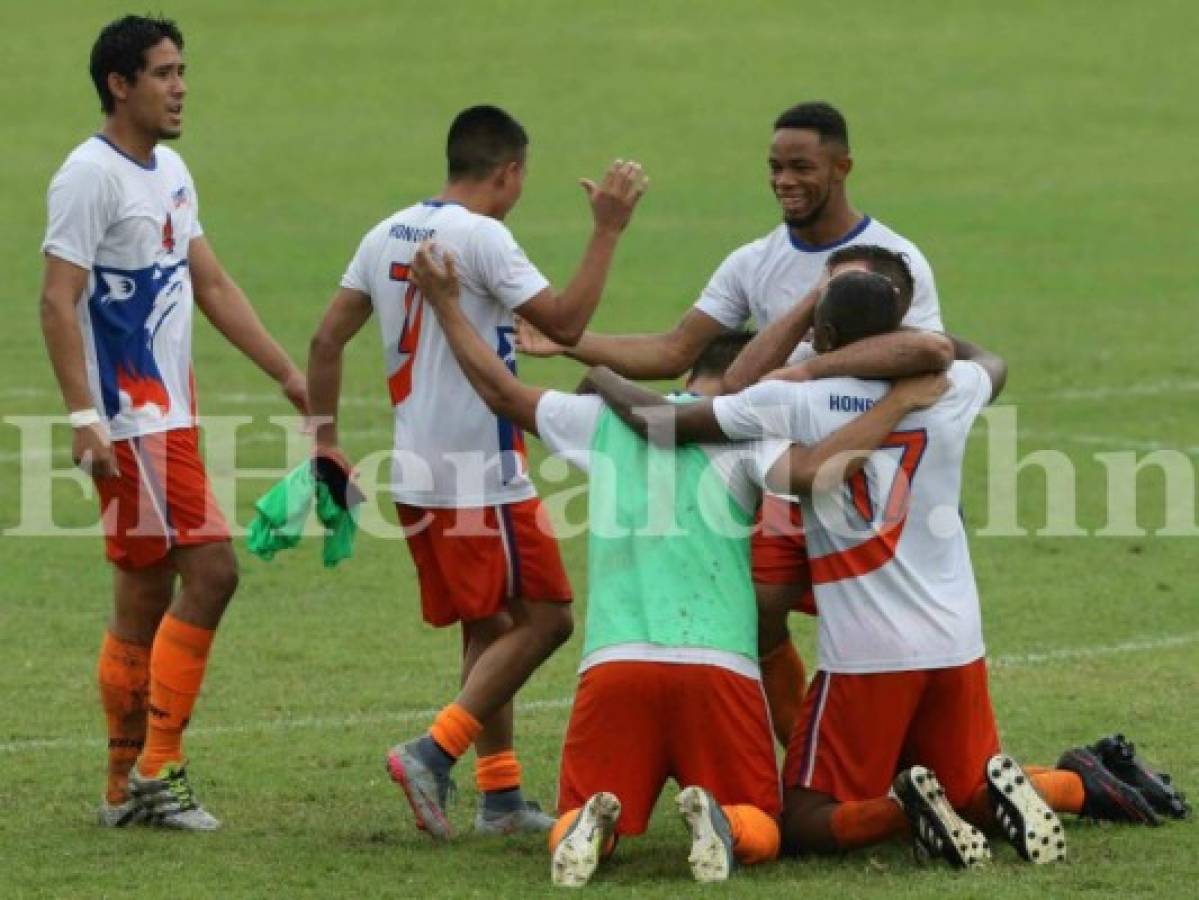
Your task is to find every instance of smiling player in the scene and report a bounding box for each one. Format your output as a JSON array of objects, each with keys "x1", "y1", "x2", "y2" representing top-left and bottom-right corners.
[{"x1": 517, "y1": 102, "x2": 946, "y2": 747}]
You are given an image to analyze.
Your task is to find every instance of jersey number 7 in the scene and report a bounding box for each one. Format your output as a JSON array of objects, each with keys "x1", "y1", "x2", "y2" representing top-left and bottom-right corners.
[
  {"x1": 387, "y1": 261, "x2": 423, "y2": 406},
  {"x1": 811, "y1": 428, "x2": 928, "y2": 584}
]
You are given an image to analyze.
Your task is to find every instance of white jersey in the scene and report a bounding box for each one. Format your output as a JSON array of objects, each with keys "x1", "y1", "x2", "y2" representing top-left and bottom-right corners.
[
  {"x1": 342, "y1": 201, "x2": 549, "y2": 507},
  {"x1": 42, "y1": 136, "x2": 203, "y2": 440},
  {"x1": 693, "y1": 218, "x2": 943, "y2": 335},
  {"x1": 713, "y1": 360, "x2": 994, "y2": 673}
]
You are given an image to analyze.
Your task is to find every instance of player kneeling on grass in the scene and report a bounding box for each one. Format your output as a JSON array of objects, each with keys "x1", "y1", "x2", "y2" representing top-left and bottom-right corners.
[
  {"x1": 409, "y1": 242, "x2": 949, "y2": 884},
  {"x1": 590, "y1": 270, "x2": 1188, "y2": 870}
]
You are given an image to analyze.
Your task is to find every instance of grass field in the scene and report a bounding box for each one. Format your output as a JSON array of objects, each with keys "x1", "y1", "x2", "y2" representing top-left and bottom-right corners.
[{"x1": 1, "y1": 1, "x2": 1196, "y2": 896}]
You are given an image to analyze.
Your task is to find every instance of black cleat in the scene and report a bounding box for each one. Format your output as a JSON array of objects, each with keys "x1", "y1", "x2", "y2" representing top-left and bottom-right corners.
[
  {"x1": 1090, "y1": 734, "x2": 1190, "y2": 821},
  {"x1": 1057, "y1": 747, "x2": 1160, "y2": 826},
  {"x1": 891, "y1": 766, "x2": 991, "y2": 869},
  {"x1": 985, "y1": 754, "x2": 1067, "y2": 864}
]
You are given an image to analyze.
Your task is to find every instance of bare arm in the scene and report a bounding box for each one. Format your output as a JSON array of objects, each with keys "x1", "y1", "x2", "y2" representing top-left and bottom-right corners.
[
  {"x1": 948, "y1": 334, "x2": 1008, "y2": 401},
  {"x1": 307, "y1": 288, "x2": 373, "y2": 455},
  {"x1": 721, "y1": 285, "x2": 821, "y2": 393},
  {"x1": 519, "y1": 307, "x2": 728, "y2": 379},
  {"x1": 764, "y1": 329, "x2": 954, "y2": 386},
  {"x1": 39, "y1": 255, "x2": 116, "y2": 477},
  {"x1": 765, "y1": 373, "x2": 948, "y2": 495},
  {"x1": 189, "y1": 236, "x2": 308, "y2": 413},
  {"x1": 513, "y1": 160, "x2": 648, "y2": 346},
  {"x1": 583, "y1": 365, "x2": 727, "y2": 444},
  {"x1": 412, "y1": 245, "x2": 546, "y2": 435}
]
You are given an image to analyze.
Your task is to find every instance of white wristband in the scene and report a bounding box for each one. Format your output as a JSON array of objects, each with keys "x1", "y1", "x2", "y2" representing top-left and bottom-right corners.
[{"x1": 68, "y1": 408, "x2": 102, "y2": 429}]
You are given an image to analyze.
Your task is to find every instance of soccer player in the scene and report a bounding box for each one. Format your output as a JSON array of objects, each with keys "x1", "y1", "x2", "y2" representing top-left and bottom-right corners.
[
  {"x1": 39, "y1": 16, "x2": 309, "y2": 830},
  {"x1": 518, "y1": 102, "x2": 946, "y2": 745},
  {"x1": 591, "y1": 272, "x2": 1168, "y2": 868},
  {"x1": 306, "y1": 106, "x2": 648, "y2": 838},
  {"x1": 408, "y1": 242, "x2": 948, "y2": 884}
]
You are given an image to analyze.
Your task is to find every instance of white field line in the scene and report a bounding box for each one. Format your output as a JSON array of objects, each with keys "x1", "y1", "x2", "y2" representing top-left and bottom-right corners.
[{"x1": 2, "y1": 632, "x2": 1197, "y2": 756}]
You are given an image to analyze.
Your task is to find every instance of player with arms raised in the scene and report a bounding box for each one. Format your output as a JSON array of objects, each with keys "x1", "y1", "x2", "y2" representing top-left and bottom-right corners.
[
  {"x1": 306, "y1": 106, "x2": 647, "y2": 838},
  {"x1": 39, "y1": 15, "x2": 309, "y2": 830}
]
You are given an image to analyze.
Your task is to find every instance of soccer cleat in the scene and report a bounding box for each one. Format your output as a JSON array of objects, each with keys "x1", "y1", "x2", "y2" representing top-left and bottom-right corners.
[
  {"x1": 1057, "y1": 746, "x2": 1160, "y2": 826},
  {"x1": 677, "y1": 786, "x2": 736, "y2": 883},
  {"x1": 97, "y1": 796, "x2": 149, "y2": 828},
  {"x1": 891, "y1": 766, "x2": 991, "y2": 869},
  {"x1": 1090, "y1": 734, "x2": 1191, "y2": 821},
  {"x1": 386, "y1": 741, "x2": 455, "y2": 840},
  {"x1": 551, "y1": 792, "x2": 621, "y2": 888},
  {"x1": 985, "y1": 754, "x2": 1067, "y2": 864},
  {"x1": 127, "y1": 762, "x2": 221, "y2": 831},
  {"x1": 475, "y1": 800, "x2": 556, "y2": 835}
]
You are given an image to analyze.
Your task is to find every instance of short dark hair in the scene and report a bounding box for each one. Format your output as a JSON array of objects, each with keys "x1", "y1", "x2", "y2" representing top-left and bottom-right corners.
[
  {"x1": 773, "y1": 101, "x2": 849, "y2": 150},
  {"x1": 828, "y1": 244, "x2": 915, "y2": 313},
  {"x1": 446, "y1": 105, "x2": 528, "y2": 180},
  {"x1": 90, "y1": 15, "x2": 184, "y2": 115},
  {"x1": 816, "y1": 270, "x2": 900, "y2": 347},
  {"x1": 689, "y1": 331, "x2": 756, "y2": 381}
]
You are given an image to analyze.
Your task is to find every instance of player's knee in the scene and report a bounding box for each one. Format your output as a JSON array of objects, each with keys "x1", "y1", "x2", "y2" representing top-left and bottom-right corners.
[
  {"x1": 196, "y1": 555, "x2": 239, "y2": 604},
  {"x1": 537, "y1": 603, "x2": 574, "y2": 649}
]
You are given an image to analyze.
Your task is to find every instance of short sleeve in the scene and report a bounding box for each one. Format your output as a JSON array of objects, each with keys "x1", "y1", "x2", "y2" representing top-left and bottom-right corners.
[
  {"x1": 340, "y1": 225, "x2": 382, "y2": 297},
  {"x1": 187, "y1": 168, "x2": 203, "y2": 238},
  {"x1": 947, "y1": 360, "x2": 993, "y2": 418},
  {"x1": 747, "y1": 439, "x2": 791, "y2": 489},
  {"x1": 41, "y1": 160, "x2": 115, "y2": 269},
  {"x1": 469, "y1": 218, "x2": 550, "y2": 311},
  {"x1": 692, "y1": 244, "x2": 755, "y2": 329},
  {"x1": 901, "y1": 245, "x2": 944, "y2": 332},
  {"x1": 785, "y1": 341, "x2": 818, "y2": 366},
  {"x1": 712, "y1": 380, "x2": 810, "y2": 442},
  {"x1": 534, "y1": 391, "x2": 604, "y2": 472}
]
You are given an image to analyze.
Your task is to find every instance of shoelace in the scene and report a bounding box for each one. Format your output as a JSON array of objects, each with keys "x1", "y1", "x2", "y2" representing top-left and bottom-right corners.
[{"x1": 164, "y1": 767, "x2": 200, "y2": 812}]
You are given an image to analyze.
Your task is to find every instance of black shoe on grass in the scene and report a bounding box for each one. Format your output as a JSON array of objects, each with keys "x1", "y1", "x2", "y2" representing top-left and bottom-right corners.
[
  {"x1": 1090, "y1": 733, "x2": 1190, "y2": 821},
  {"x1": 1057, "y1": 746, "x2": 1160, "y2": 826}
]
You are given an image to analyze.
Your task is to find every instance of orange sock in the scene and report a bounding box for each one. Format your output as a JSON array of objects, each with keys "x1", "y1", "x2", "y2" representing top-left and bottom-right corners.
[
  {"x1": 830, "y1": 798, "x2": 908, "y2": 849},
  {"x1": 1031, "y1": 771, "x2": 1085, "y2": 814},
  {"x1": 98, "y1": 632, "x2": 150, "y2": 803},
  {"x1": 1023, "y1": 764, "x2": 1051, "y2": 776},
  {"x1": 549, "y1": 808, "x2": 580, "y2": 853},
  {"x1": 723, "y1": 804, "x2": 780, "y2": 864},
  {"x1": 139, "y1": 615, "x2": 215, "y2": 777},
  {"x1": 476, "y1": 749, "x2": 522, "y2": 793},
  {"x1": 760, "y1": 641, "x2": 806, "y2": 746},
  {"x1": 429, "y1": 702, "x2": 482, "y2": 759}
]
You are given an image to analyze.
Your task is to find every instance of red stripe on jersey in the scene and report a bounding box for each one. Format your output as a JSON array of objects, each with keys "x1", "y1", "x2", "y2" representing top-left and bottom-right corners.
[{"x1": 809, "y1": 518, "x2": 907, "y2": 584}]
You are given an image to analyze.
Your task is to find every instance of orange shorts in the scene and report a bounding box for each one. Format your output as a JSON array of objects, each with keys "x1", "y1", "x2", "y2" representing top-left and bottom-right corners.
[
  {"x1": 396, "y1": 497, "x2": 572, "y2": 627},
  {"x1": 752, "y1": 495, "x2": 816, "y2": 615},
  {"x1": 94, "y1": 428, "x2": 230, "y2": 570},
  {"x1": 783, "y1": 658, "x2": 999, "y2": 808},
  {"x1": 558, "y1": 660, "x2": 781, "y2": 835}
]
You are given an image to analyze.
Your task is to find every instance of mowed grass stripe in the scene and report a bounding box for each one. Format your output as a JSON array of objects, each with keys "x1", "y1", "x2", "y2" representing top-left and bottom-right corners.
[{"x1": 3, "y1": 630, "x2": 1195, "y2": 756}]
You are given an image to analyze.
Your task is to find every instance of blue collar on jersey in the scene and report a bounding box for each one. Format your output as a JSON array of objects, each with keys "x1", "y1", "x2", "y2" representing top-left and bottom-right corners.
[
  {"x1": 421, "y1": 199, "x2": 463, "y2": 208},
  {"x1": 92, "y1": 134, "x2": 158, "y2": 171},
  {"x1": 788, "y1": 215, "x2": 872, "y2": 252}
]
